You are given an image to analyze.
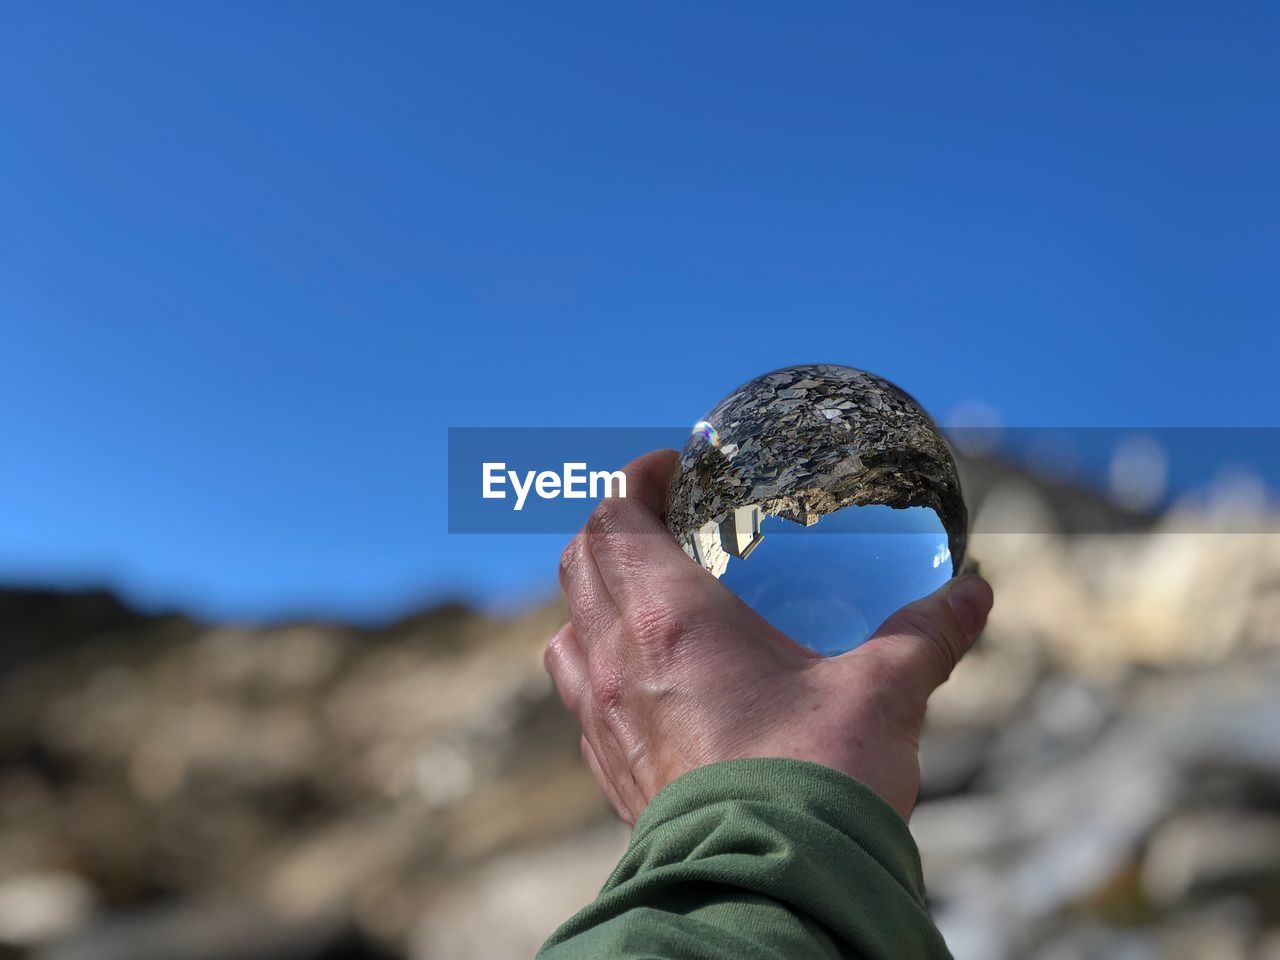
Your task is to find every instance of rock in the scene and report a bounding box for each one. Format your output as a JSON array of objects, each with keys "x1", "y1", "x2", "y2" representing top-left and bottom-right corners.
[
  {"x1": 1256, "y1": 929, "x2": 1280, "y2": 960},
  {"x1": 1142, "y1": 812, "x2": 1280, "y2": 908},
  {"x1": 0, "y1": 871, "x2": 96, "y2": 949},
  {"x1": 982, "y1": 676, "x2": 1119, "y2": 787},
  {"x1": 918, "y1": 727, "x2": 993, "y2": 800},
  {"x1": 667, "y1": 364, "x2": 969, "y2": 575},
  {"x1": 918, "y1": 659, "x2": 1280, "y2": 960},
  {"x1": 409, "y1": 823, "x2": 628, "y2": 960},
  {"x1": 31, "y1": 902, "x2": 394, "y2": 960},
  {"x1": 2, "y1": 461, "x2": 1280, "y2": 960},
  {"x1": 1025, "y1": 923, "x2": 1157, "y2": 960},
  {"x1": 1155, "y1": 899, "x2": 1259, "y2": 960}
]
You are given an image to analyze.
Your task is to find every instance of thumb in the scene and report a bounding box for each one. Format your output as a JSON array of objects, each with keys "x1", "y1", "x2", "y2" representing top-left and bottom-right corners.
[{"x1": 849, "y1": 575, "x2": 994, "y2": 697}]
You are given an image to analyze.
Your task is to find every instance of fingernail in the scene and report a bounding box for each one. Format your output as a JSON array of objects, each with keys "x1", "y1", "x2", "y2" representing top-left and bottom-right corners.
[{"x1": 947, "y1": 575, "x2": 992, "y2": 638}]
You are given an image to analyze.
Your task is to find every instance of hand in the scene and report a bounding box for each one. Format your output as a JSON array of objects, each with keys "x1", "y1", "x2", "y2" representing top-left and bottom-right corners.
[{"x1": 545, "y1": 449, "x2": 993, "y2": 824}]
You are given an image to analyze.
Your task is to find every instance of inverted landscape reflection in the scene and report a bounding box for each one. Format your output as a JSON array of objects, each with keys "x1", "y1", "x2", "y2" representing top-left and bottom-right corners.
[{"x1": 719, "y1": 504, "x2": 952, "y2": 656}]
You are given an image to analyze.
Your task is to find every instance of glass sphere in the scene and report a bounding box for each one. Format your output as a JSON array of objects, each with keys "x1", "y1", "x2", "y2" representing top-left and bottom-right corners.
[{"x1": 667, "y1": 364, "x2": 968, "y2": 656}]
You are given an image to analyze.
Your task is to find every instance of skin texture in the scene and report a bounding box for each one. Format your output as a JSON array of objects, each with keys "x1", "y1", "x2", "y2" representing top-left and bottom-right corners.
[{"x1": 546, "y1": 449, "x2": 994, "y2": 824}]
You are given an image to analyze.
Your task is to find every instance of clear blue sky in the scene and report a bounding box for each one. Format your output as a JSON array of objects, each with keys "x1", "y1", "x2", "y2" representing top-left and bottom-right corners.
[{"x1": 2, "y1": 4, "x2": 1278, "y2": 620}]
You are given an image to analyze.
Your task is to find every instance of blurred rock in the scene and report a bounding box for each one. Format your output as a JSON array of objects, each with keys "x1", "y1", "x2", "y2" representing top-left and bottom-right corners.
[
  {"x1": 1142, "y1": 812, "x2": 1280, "y2": 909},
  {"x1": 0, "y1": 872, "x2": 95, "y2": 950},
  {"x1": 982, "y1": 675, "x2": 1119, "y2": 786},
  {"x1": 921, "y1": 660, "x2": 1280, "y2": 960},
  {"x1": 0, "y1": 589, "x2": 594, "y2": 958},
  {"x1": 1, "y1": 464, "x2": 1279, "y2": 960},
  {"x1": 409, "y1": 822, "x2": 628, "y2": 960},
  {"x1": 32, "y1": 903, "x2": 394, "y2": 960},
  {"x1": 918, "y1": 727, "x2": 993, "y2": 800}
]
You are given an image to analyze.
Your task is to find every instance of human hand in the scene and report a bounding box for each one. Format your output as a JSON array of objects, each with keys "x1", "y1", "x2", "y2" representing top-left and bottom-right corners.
[{"x1": 545, "y1": 449, "x2": 993, "y2": 824}]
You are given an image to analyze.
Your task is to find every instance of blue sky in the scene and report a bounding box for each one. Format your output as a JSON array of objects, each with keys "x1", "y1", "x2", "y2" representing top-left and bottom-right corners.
[{"x1": 2, "y1": 4, "x2": 1278, "y2": 620}]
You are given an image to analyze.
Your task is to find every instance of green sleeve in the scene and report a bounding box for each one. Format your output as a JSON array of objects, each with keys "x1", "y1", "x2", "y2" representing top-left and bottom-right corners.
[{"x1": 538, "y1": 758, "x2": 950, "y2": 960}]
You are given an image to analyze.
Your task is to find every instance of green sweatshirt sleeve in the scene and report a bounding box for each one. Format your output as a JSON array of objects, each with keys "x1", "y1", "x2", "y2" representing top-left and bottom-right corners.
[{"x1": 538, "y1": 758, "x2": 950, "y2": 960}]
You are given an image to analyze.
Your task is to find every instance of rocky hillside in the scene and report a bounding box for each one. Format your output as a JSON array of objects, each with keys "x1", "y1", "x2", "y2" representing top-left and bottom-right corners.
[{"x1": 1, "y1": 464, "x2": 1278, "y2": 959}]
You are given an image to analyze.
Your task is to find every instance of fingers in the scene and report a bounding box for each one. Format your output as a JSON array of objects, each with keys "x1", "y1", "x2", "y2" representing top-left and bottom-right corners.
[
  {"x1": 558, "y1": 532, "x2": 617, "y2": 642},
  {"x1": 581, "y1": 735, "x2": 635, "y2": 825},
  {"x1": 583, "y1": 449, "x2": 698, "y2": 611},
  {"x1": 551, "y1": 451, "x2": 695, "y2": 826},
  {"x1": 558, "y1": 450, "x2": 686, "y2": 649},
  {"x1": 612, "y1": 448, "x2": 680, "y2": 518},
  {"x1": 544, "y1": 622, "x2": 589, "y2": 714},
  {"x1": 546, "y1": 625, "x2": 641, "y2": 823},
  {"x1": 852, "y1": 575, "x2": 994, "y2": 695}
]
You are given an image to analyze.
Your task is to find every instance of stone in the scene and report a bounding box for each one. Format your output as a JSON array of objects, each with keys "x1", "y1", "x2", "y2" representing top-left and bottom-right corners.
[
  {"x1": 667, "y1": 364, "x2": 968, "y2": 575},
  {"x1": 1141, "y1": 811, "x2": 1280, "y2": 908}
]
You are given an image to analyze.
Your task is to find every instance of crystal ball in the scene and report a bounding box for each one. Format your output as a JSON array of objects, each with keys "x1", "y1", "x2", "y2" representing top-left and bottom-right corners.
[{"x1": 667, "y1": 364, "x2": 968, "y2": 656}]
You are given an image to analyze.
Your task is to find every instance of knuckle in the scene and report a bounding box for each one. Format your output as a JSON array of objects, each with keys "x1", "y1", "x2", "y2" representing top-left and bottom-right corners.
[
  {"x1": 589, "y1": 496, "x2": 627, "y2": 530},
  {"x1": 558, "y1": 536, "x2": 583, "y2": 589},
  {"x1": 632, "y1": 601, "x2": 688, "y2": 651},
  {"x1": 543, "y1": 630, "x2": 566, "y2": 674},
  {"x1": 586, "y1": 499, "x2": 634, "y2": 552},
  {"x1": 590, "y1": 664, "x2": 625, "y2": 713}
]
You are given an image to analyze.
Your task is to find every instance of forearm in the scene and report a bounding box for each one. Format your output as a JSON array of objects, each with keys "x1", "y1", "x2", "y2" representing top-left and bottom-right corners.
[{"x1": 539, "y1": 758, "x2": 951, "y2": 960}]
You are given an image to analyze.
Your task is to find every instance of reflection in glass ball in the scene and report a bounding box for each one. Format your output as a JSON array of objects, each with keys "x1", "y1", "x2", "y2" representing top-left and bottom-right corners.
[
  {"x1": 719, "y1": 505, "x2": 951, "y2": 656},
  {"x1": 667, "y1": 364, "x2": 967, "y2": 657}
]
